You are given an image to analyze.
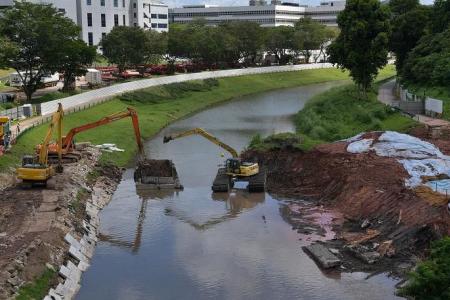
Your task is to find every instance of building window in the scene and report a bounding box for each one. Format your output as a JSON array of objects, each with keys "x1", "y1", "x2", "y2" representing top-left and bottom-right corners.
[
  {"x1": 114, "y1": 0, "x2": 118, "y2": 7},
  {"x1": 101, "y1": 0, "x2": 105, "y2": 6},
  {"x1": 87, "y1": 0, "x2": 91, "y2": 5},
  {"x1": 134, "y1": 22, "x2": 137, "y2": 27},
  {"x1": 158, "y1": 23, "x2": 167, "y2": 28},
  {"x1": 123, "y1": 15, "x2": 126, "y2": 25},
  {"x1": 158, "y1": 14, "x2": 167, "y2": 19},
  {"x1": 101, "y1": 14, "x2": 106, "y2": 27},
  {"x1": 102, "y1": 32, "x2": 106, "y2": 40},
  {"x1": 122, "y1": 0, "x2": 125, "y2": 7},
  {"x1": 151, "y1": 23, "x2": 157, "y2": 28},
  {"x1": 151, "y1": 13, "x2": 157, "y2": 18},
  {"x1": 88, "y1": 32, "x2": 93, "y2": 46},
  {"x1": 133, "y1": 3, "x2": 136, "y2": 8},
  {"x1": 87, "y1": 13, "x2": 92, "y2": 27},
  {"x1": 114, "y1": 14, "x2": 119, "y2": 26},
  {"x1": 133, "y1": 12, "x2": 137, "y2": 18}
]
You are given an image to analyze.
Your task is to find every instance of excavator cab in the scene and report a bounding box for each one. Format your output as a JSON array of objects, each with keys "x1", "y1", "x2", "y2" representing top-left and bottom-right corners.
[{"x1": 226, "y1": 158, "x2": 241, "y2": 174}]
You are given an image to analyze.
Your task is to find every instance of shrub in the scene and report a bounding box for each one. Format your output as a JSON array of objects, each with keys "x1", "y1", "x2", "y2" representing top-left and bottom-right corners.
[{"x1": 399, "y1": 237, "x2": 450, "y2": 300}]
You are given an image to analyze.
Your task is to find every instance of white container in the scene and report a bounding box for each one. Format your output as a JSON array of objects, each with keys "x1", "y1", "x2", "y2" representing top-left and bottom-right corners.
[{"x1": 85, "y1": 69, "x2": 102, "y2": 85}]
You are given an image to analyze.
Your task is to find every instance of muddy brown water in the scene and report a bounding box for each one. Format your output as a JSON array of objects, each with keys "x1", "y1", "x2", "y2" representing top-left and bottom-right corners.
[{"x1": 77, "y1": 82, "x2": 403, "y2": 300}]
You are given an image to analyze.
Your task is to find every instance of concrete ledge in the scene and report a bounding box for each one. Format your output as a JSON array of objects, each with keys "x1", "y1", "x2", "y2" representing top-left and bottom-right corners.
[{"x1": 303, "y1": 243, "x2": 341, "y2": 269}]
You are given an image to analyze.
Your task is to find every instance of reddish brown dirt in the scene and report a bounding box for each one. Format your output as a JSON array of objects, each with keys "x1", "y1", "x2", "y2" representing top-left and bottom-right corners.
[{"x1": 243, "y1": 132, "x2": 450, "y2": 265}]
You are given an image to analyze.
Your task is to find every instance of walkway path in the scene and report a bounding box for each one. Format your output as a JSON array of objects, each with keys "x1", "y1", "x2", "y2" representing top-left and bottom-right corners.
[
  {"x1": 378, "y1": 79, "x2": 450, "y2": 127},
  {"x1": 10, "y1": 63, "x2": 333, "y2": 142}
]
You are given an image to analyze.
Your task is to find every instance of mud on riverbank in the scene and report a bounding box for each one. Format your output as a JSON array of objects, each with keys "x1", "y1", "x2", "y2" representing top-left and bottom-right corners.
[
  {"x1": 0, "y1": 147, "x2": 121, "y2": 299},
  {"x1": 243, "y1": 129, "x2": 450, "y2": 278}
]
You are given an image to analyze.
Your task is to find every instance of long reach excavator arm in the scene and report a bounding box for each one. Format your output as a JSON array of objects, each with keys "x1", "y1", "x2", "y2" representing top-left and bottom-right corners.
[
  {"x1": 163, "y1": 128, "x2": 238, "y2": 158},
  {"x1": 63, "y1": 107, "x2": 144, "y2": 155},
  {"x1": 41, "y1": 107, "x2": 145, "y2": 163}
]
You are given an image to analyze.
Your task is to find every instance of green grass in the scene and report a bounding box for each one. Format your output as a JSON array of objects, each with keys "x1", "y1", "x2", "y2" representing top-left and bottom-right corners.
[
  {"x1": 249, "y1": 66, "x2": 417, "y2": 151},
  {"x1": 0, "y1": 68, "x2": 13, "y2": 78},
  {"x1": 403, "y1": 83, "x2": 450, "y2": 121},
  {"x1": 0, "y1": 68, "x2": 351, "y2": 171},
  {"x1": 34, "y1": 90, "x2": 80, "y2": 104},
  {"x1": 16, "y1": 268, "x2": 56, "y2": 300}
]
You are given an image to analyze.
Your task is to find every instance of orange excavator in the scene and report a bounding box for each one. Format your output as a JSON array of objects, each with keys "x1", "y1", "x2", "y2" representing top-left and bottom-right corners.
[{"x1": 39, "y1": 107, "x2": 144, "y2": 163}]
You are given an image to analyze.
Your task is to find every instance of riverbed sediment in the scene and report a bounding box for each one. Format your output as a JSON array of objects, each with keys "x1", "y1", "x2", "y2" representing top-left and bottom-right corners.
[{"x1": 243, "y1": 129, "x2": 450, "y2": 277}]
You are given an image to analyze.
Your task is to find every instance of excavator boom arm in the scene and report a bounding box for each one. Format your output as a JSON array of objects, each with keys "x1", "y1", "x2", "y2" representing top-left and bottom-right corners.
[
  {"x1": 62, "y1": 107, "x2": 144, "y2": 155},
  {"x1": 163, "y1": 128, "x2": 239, "y2": 158},
  {"x1": 39, "y1": 103, "x2": 63, "y2": 165}
]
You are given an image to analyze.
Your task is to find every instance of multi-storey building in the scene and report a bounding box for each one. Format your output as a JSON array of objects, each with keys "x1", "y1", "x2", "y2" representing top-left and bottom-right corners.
[
  {"x1": 169, "y1": 1, "x2": 345, "y2": 27},
  {"x1": 0, "y1": 0, "x2": 169, "y2": 47}
]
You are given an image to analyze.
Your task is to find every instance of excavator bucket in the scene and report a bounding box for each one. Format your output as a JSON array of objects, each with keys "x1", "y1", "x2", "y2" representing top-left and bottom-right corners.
[{"x1": 134, "y1": 159, "x2": 183, "y2": 190}]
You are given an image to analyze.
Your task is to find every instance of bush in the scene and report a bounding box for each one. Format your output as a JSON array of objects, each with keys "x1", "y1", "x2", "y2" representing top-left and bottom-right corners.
[
  {"x1": 399, "y1": 237, "x2": 450, "y2": 300},
  {"x1": 248, "y1": 132, "x2": 302, "y2": 150}
]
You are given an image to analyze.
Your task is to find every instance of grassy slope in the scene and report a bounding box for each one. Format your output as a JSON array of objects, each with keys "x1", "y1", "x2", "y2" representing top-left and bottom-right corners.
[
  {"x1": 250, "y1": 65, "x2": 417, "y2": 151},
  {"x1": 0, "y1": 68, "x2": 351, "y2": 171}
]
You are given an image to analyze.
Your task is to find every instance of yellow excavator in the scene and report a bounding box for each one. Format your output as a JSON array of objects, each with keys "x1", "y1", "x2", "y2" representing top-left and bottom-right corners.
[
  {"x1": 163, "y1": 128, "x2": 266, "y2": 193},
  {"x1": 16, "y1": 103, "x2": 64, "y2": 187}
]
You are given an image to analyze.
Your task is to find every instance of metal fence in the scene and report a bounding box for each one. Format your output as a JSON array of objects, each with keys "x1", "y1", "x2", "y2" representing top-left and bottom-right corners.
[{"x1": 0, "y1": 106, "x2": 23, "y2": 120}]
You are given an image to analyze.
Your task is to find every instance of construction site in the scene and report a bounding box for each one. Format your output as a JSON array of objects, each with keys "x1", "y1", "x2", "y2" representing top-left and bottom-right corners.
[{"x1": 0, "y1": 79, "x2": 449, "y2": 299}]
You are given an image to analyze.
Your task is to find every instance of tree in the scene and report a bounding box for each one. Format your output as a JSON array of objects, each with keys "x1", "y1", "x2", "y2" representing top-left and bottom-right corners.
[
  {"x1": 399, "y1": 237, "x2": 450, "y2": 300},
  {"x1": 293, "y1": 17, "x2": 331, "y2": 63},
  {"x1": 429, "y1": 0, "x2": 450, "y2": 34},
  {"x1": 56, "y1": 40, "x2": 96, "y2": 91},
  {"x1": 224, "y1": 21, "x2": 266, "y2": 65},
  {"x1": 265, "y1": 26, "x2": 295, "y2": 65},
  {"x1": 0, "y1": 2, "x2": 81, "y2": 102},
  {"x1": 389, "y1": 0, "x2": 430, "y2": 73},
  {"x1": 101, "y1": 26, "x2": 166, "y2": 73},
  {"x1": 328, "y1": 0, "x2": 391, "y2": 95},
  {"x1": 402, "y1": 28, "x2": 450, "y2": 86}
]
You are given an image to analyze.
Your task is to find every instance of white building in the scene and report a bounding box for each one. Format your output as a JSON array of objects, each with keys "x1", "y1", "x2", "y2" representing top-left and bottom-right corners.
[
  {"x1": 0, "y1": 0, "x2": 169, "y2": 47},
  {"x1": 169, "y1": 1, "x2": 345, "y2": 27}
]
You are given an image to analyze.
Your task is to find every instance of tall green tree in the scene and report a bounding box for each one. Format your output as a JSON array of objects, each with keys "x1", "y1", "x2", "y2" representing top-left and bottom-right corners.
[
  {"x1": 101, "y1": 26, "x2": 166, "y2": 73},
  {"x1": 293, "y1": 17, "x2": 331, "y2": 63},
  {"x1": 56, "y1": 40, "x2": 97, "y2": 91},
  {"x1": 429, "y1": 0, "x2": 450, "y2": 34},
  {"x1": 402, "y1": 28, "x2": 450, "y2": 86},
  {"x1": 0, "y1": 2, "x2": 81, "y2": 102},
  {"x1": 265, "y1": 26, "x2": 295, "y2": 65},
  {"x1": 224, "y1": 21, "x2": 266, "y2": 65},
  {"x1": 328, "y1": 0, "x2": 391, "y2": 95},
  {"x1": 389, "y1": 0, "x2": 430, "y2": 73}
]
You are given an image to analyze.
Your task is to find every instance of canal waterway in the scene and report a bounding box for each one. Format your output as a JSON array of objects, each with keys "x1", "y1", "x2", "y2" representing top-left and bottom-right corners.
[{"x1": 77, "y1": 82, "x2": 402, "y2": 300}]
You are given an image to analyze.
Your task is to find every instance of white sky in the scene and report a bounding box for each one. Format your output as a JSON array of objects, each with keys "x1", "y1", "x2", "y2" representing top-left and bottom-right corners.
[{"x1": 166, "y1": 0, "x2": 434, "y2": 8}]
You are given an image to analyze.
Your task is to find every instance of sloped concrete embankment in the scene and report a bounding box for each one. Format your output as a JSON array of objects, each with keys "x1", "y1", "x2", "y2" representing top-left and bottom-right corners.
[{"x1": 0, "y1": 148, "x2": 121, "y2": 299}]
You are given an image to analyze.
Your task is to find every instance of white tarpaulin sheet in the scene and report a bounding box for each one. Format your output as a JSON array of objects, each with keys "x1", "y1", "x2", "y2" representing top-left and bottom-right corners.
[{"x1": 346, "y1": 131, "x2": 450, "y2": 192}]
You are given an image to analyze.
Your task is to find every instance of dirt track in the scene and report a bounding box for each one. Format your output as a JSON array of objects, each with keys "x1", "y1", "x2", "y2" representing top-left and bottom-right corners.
[
  {"x1": 244, "y1": 128, "x2": 450, "y2": 276},
  {"x1": 0, "y1": 148, "x2": 121, "y2": 299}
]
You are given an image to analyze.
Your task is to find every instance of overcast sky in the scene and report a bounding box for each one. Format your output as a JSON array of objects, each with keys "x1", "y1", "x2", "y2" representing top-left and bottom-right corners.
[{"x1": 166, "y1": 0, "x2": 434, "y2": 8}]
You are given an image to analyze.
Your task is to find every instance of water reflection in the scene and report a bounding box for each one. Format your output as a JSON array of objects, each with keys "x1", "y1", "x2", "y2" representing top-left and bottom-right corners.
[{"x1": 77, "y1": 82, "x2": 403, "y2": 300}]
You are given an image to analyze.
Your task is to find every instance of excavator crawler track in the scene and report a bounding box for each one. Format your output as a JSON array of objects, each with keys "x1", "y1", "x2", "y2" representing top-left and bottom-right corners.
[
  {"x1": 47, "y1": 152, "x2": 82, "y2": 164},
  {"x1": 247, "y1": 168, "x2": 266, "y2": 193},
  {"x1": 212, "y1": 168, "x2": 231, "y2": 192}
]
